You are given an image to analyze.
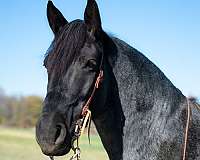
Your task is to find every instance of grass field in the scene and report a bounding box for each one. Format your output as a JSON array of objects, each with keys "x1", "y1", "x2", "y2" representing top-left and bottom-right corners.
[{"x1": 0, "y1": 127, "x2": 108, "y2": 160}]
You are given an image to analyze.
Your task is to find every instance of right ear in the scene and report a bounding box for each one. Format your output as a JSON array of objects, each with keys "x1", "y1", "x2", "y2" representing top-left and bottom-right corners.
[{"x1": 47, "y1": 0, "x2": 68, "y2": 34}]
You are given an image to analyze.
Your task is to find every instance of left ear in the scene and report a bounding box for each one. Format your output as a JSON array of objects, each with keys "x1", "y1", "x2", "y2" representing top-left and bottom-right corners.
[
  {"x1": 84, "y1": 0, "x2": 102, "y2": 38},
  {"x1": 47, "y1": 0, "x2": 68, "y2": 35}
]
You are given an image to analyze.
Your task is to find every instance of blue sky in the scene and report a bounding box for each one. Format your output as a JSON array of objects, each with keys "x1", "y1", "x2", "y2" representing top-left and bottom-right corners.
[{"x1": 0, "y1": 0, "x2": 199, "y2": 99}]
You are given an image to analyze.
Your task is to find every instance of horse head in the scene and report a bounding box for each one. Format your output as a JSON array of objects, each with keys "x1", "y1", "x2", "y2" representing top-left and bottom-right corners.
[{"x1": 36, "y1": 0, "x2": 110, "y2": 156}]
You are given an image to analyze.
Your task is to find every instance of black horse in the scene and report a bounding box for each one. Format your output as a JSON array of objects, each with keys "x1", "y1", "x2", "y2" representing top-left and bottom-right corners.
[{"x1": 36, "y1": 0, "x2": 200, "y2": 159}]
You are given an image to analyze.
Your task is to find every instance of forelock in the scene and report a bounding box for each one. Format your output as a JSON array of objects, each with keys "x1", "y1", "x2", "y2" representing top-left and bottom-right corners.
[{"x1": 44, "y1": 20, "x2": 87, "y2": 74}]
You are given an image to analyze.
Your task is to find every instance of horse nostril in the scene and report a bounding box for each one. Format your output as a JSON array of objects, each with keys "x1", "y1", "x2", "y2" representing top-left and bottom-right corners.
[
  {"x1": 54, "y1": 123, "x2": 66, "y2": 145},
  {"x1": 55, "y1": 125, "x2": 61, "y2": 141}
]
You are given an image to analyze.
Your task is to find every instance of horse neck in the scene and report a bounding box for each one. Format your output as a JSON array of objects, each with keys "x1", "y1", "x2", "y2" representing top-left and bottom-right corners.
[
  {"x1": 94, "y1": 36, "x2": 187, "y2": 159},
  {"x1": 108, "y1": 38, "x2": 187, "y2": 158},
  {"x1": 92, "y1": 60, "x2": 124, "y2": 160},
  {"x1": 110, "y1": 37, "x2": 186, "y2": 116}
]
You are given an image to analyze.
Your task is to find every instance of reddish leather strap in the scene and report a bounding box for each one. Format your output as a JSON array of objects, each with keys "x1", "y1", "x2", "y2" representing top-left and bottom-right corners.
[{"x1": 81, "y1": 70, "x2": 104, "y2": 116}]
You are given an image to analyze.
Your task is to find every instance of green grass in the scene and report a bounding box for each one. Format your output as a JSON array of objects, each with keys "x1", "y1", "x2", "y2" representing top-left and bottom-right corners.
[{"x1": 0, "y1": 127, "x2": 108, "y2": 160}]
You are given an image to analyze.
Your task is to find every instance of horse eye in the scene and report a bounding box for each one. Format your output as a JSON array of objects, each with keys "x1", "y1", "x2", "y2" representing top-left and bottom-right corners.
[{"x1": 86, "y1": 59, "x2": 97, "y2": 70}]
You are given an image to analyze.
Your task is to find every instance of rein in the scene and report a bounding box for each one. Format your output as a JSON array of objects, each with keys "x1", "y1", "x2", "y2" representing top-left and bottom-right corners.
[
  {"x1": 182, "y1": 98, "x2": 191, "y2": 160},
  {"x1": 182, "y1": 98, "x2": 200, "y2": 160}
]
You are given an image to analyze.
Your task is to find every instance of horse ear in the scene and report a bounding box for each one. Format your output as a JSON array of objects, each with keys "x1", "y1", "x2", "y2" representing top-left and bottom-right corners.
[
  {"x1": 47, "y1": 0, "x2": 68, "y2": 34},
  {"x1": 84, "y1": 0, "x2": 102, "y2": 38}
]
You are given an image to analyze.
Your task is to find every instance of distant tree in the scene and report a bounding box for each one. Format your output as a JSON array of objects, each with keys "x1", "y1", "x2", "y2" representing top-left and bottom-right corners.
[
  {"x1": 0, "y1": 88, "x2": 6, "y2": 124},
  {"x1": 4, "y1": 97, "x2": 19, "y2": 126},
  {"x1": 18, "y1": 96, "x2": 43, "y2": 127},
  {"x1": 0, "y1": 90, "x2": 43, "y2": 128}
]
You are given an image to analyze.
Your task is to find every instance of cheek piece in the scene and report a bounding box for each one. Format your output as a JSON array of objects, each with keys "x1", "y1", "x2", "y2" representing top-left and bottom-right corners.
[{"x1": 70, "y1": 52, "x2": 104, "y2": 160}]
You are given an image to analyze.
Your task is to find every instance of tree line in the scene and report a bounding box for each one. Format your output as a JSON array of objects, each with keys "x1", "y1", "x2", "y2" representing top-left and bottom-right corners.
[{"x1": 0, "y1": 88, "x2": 43, "y2": 128}]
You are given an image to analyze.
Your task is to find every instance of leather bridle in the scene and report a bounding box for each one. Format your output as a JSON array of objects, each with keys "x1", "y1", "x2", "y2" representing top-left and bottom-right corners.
[
  {"x1": 50, "y1": 52, "x2": 104, "y2": 160},
  {"x1": 69, "y1": 52, "x2": 104, "y2": 160},
  {"x1": 49, "y1": 40, "x2": 104, "y2": 160}
]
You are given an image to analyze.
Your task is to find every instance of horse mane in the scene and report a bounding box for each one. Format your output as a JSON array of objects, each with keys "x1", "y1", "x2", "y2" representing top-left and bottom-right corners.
[{"x1": 44, "y1": 20, "x2": 87, "y2": 75}]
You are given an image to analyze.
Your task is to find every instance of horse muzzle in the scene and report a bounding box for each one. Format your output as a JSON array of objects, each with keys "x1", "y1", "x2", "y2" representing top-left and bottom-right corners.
[{"x1": 35, "y1": 113, "x2": 72, "y2": 156}]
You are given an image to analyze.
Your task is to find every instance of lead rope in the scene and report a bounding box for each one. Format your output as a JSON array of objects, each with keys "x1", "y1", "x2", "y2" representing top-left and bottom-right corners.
[
  {"x1": 182, "y1": 98, "x2": 191, "y2": 160},
  {"x1": 70, "y1": 110, "x2": 91, "y2": 160},
  {"x1": 70, "y1": 138, "x2": 81, "y2": 160},
  {"x1": 182, "y1": 99, "x2": 200, "y2": 160}
]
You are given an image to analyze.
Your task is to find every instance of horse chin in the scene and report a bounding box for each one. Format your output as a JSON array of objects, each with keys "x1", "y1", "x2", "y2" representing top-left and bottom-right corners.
[
  {"x1": 55, "y1": 146, "x2": 71, "y2": 156},
  {"x1": 42, "y1": 144, "x2": 71, "y2": 157}
]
